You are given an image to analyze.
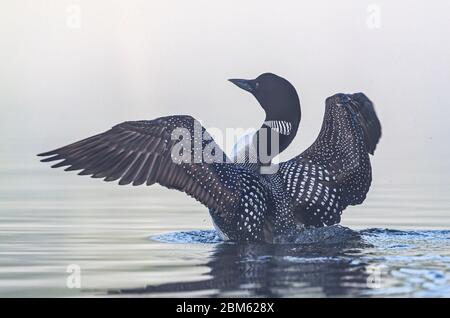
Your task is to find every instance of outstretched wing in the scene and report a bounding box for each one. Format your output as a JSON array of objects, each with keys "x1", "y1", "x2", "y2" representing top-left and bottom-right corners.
[
  {"x1": 38, "y1": 115, "x2": 241, "y2": 215},
  {"x1": 278, "y1": 93, "x2": 381, "y2": 227},
  {"x1": 303, "y1": 93, "x2": 381, "y2": 159}
]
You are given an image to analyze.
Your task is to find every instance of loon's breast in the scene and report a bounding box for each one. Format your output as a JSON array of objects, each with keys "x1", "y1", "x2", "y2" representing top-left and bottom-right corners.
[{"x1": 208, "y1": 172, "x2": 300, "y2": 243}]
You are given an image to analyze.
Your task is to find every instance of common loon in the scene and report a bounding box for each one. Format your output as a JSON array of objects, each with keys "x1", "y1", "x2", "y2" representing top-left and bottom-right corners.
[{"x1": 38, "y1": 73, "x2": 381, "y2": 243}]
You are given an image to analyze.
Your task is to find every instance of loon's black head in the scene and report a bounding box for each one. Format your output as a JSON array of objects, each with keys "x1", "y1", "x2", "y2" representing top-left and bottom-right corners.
[{"x1": 228, "y1": 73, "x2": 301, "y2": 125}]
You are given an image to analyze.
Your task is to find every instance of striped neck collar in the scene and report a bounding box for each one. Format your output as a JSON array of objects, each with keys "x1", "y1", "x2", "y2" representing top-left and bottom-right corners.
[{"x1": 263, "y1": 120, "x2": 292, "y2": 135}]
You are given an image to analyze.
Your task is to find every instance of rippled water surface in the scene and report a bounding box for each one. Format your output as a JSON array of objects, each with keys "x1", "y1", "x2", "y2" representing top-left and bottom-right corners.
[
  {"x1": 0, "y1": 159, "x2": 450, "y2": 298},
  {"x1": 3, "y1": 0, "x2": 450, "y2": 298}
]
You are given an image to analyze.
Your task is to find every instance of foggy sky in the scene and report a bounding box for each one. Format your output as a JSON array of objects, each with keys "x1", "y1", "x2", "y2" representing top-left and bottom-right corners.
[{"x1": 1, "y1": 0, "x2": 450, "y2": 186}]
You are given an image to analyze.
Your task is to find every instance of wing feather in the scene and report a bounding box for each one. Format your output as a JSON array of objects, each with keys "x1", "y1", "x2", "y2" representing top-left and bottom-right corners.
[
  {"x1": 278, "y1": 93, "x2": 381, "y2": 227},
  {"x1": 38, "y1": 115, "x2": 242, "y2": 215}
]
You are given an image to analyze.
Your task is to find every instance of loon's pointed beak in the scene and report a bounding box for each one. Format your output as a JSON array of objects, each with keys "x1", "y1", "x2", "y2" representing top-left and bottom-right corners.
[{"x1": 228, "y1": 78, "x2": 254, "y2": 93}]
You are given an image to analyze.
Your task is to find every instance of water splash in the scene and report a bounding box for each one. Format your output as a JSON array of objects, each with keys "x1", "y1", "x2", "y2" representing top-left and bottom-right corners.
[
  {"x1": 147, "y1": 227, "x2": 450, "y2": 297},
  {"x1": 152, "y1": 230, "x2": 222, "y2": 244},
  {"x1": 151, "y1": 225, "x2": 362, "y2": 245}
]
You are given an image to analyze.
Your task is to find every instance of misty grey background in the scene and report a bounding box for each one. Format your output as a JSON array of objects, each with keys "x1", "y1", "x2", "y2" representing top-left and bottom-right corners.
[
  {"x1": 1, "y1": 0, "x2": 450, "y2": 297},
  {"x1": 1, "y1": 0, "x2": 450, "y2": 228}
]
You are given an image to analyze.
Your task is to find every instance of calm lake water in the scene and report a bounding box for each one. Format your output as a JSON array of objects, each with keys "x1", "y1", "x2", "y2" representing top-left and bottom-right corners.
[
  {"x1": 2, "y1": 0, "x2": 450, "y2": 299},
  {"x1": 0, "y1": 154, "x2": 449, "y2": 298}
]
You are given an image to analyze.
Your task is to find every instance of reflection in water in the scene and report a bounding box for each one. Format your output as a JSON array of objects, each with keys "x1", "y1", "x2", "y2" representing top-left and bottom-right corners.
[
  {"x1": 105, "y1": 228, "x2": 450, "y2": 297},
  {"x1": 0, "y1": 166, "x2": 449, "y2": 297},
  {"x1": 111, "y1": 234, "x2": 371, "y2": 297}
]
